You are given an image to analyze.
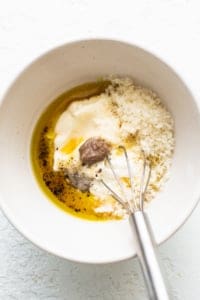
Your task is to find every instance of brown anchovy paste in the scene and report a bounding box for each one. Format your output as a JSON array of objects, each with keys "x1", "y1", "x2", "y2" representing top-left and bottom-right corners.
[
  {"x1": 31, "y1": 81, "x2": 120, "y2": 221},
  {"x1": 79, "y1": 137, "x2": 110, "y2": 166}
]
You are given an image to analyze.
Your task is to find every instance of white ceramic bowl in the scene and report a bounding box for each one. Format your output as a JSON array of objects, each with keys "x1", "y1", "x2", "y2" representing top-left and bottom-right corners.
[{"x1": 1, "y1": 39, "x2": 200, "y2": 264}]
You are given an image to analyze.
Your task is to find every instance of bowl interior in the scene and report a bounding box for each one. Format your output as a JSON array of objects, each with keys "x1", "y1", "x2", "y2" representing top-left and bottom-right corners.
[{"x1": 0, "y1": 39, "x2": 200, "y2": 263}]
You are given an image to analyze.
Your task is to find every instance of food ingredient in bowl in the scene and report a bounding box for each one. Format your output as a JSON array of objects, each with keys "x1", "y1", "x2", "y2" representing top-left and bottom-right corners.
[
  {"x1": 31, "y1": 78, "x2": 174, "y2": 220},
  {"x1": 65, "y1": 171, "x2": 92, "y2": 192},
  {"x1": 79, "y1": 137, "x2": 110, "y2": 166}
]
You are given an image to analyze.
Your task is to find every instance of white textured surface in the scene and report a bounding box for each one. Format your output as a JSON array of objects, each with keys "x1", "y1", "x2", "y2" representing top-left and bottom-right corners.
[{"x1": 1, "y1": 0, "x2": 200, "y2": 299}]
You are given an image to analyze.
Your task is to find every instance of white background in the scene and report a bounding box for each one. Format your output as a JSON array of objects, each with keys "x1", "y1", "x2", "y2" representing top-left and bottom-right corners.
[{"x1": 0, "y1": 0, "x2": 200, "y2": 299}]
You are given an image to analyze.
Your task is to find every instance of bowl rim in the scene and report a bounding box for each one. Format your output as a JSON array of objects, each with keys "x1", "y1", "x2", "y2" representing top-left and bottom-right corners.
[{"x1": 0, "y1": 37, "x2": 200, "y2": 264}]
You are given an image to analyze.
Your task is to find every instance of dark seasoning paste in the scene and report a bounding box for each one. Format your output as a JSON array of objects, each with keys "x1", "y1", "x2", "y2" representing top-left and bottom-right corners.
[{"x1": 31, "y1": 80, "x2": 120, "y2": 221}]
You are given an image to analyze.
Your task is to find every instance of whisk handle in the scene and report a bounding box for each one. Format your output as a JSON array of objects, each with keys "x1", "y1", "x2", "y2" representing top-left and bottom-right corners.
[{"x1": 130, "y1": 211, "x2": 169, "y2": 300}]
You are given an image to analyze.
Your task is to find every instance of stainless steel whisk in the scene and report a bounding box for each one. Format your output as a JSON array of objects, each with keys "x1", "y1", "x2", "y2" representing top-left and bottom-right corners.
[{"x1": 102, "y1": 146, "x2": 170, "y2": 300}]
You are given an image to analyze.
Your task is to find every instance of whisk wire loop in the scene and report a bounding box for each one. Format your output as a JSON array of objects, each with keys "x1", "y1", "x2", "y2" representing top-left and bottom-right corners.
[{"x1": 101, "y1": 146, "x2": 151, "y2": 213}]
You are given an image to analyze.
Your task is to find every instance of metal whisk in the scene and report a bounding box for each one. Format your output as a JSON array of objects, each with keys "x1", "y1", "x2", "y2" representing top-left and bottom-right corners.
[{"x1": 102, "y1": 146, "x2": 169, "y2": 300}]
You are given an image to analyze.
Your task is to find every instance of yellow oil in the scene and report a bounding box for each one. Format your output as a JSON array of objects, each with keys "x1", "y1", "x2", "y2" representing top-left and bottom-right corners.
[
  {"x1": 120, "y1": 177, "x2": 131, "y2": 188},
  {"x1": 60, "y1": 137, "x2": 83, "y2": 154},
  {"x1": 31, "y1": 80, "x2": 121, "y2": 221}
]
